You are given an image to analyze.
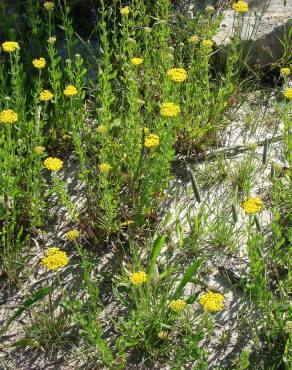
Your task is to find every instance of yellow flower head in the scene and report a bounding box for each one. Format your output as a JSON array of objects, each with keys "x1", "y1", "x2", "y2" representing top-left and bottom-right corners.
[
  {"x1": 33, "y1": 57, "x2": 46, "y2": 69},
  {"x1": 283, "y1": 87, "x2": 292, "y2": 99},
  {"x1": 167, "y1": 68, "x2": 188, "y2": 82},
  {"x1": 64, "y1": 85, "x2": 78, "y2": 96},
  {"x1": 202, "y1": 39, "x2": 214, "y2": 49},
  {"x1": 160, "y1": 102, "x2": 181, "y2": 117},
  {"x1": 43, "y1": 157, "x2": 63, "y2": 171},
  {"x1": 48, "y1": 36, "x2": 56, "y2": 44},
  {"x1": 205, "y1": 5, "x2": 215, "y2": 13},
  {"x1": 129, "y1": 271, "x2": 147, "y2": 286},
  {"x1": 99, "y1": 162, "x2": 112, "y2": 173},
  {"x1": 120, "y1": 6, "x2": 130, "y2": 16},
  {"x1": 41, "y1": 247, "x2": 69, "y2": 271},
  {"x1": 2, "y1": 41, "x2": 20, "y2": 53},
  {"x1": 241, "y1": 197, "x2": 263, "y2": 214},
  {"x1": 44, "y1": 2, "x2": 54, "y2": 10},
  {"x1": 188, "y1": 35, "x2": 199, "y2": 44},
  {"x1": 65, "y1": 229, "x2": 80, "y2": 241},
  {"x1": 34, "y1": 146, "x2": 45, "y2": 155},
  {"x1": 144, "y1": 133, "x2": 160, "y2": 149},
  {"x1": 131, "y1": 57, "x2": 143, "y2": 66},
  {"x1": 169, "y1": 299, "x2": 187, "y2": 313},
  {"x1": 96, "y1": 125, "x2": 108, "y2": 134},
  {"x1": 280, "y1": 67, "x2": 290, "y2": 77},
  {"x1": 199, "y1": 291, "x2": 224, "y2": 312},
  {"x1": 232, "y1": 1, "x2": 249, "y2": 13},
  {"x1": 39, "y1": 90, "x2": 53, "y2": 101},
  {"x1": 0, "y1": 109, "x2": 18, "y2": 124},
  {"x1": 158, "y1": 331, "x2": 170, "y2": 340},
  {"x1": 120, "y1": 219, "x2": 134, "y2": 227},
  {"x1": 284, "y1": 321, "x2": 292, "y2": 334}
]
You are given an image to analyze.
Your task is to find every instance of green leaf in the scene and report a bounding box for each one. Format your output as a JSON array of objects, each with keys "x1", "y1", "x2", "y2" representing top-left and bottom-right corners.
[
  {"x1": 186, "y1": 292, "x2": 200, "y2": 304},
  {"x1": 0, "y1": 287, "x2": 50, "y2": 337},
  {"x1": 173, "y1": 257, "x2": 204, "y2": 299},
  {"x1": 147, "y1": 235, "x2": 166, "y2": 278}
]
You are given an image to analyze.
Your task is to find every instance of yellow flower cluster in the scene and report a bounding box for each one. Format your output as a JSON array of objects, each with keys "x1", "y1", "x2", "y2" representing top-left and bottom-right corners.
[
  {"x1": 120, "y1": 6, "x2": 130, "y2": 16},
  {"x1": 64, "y1": 85, "x2": 78, "y2": 96},
  {"x1": 232, "y1": 1, "x2": 249, "y2": 13},
  {"x1": 43, "y1": 157, "x2": 63, "y2": 171},
  {"x1": 205, "y1": 5, "x2": 215, "y2": 13},
  {"x1": 188, "y1": 35, "x2": 199, "y2": 44},
  {"x1": 130, "y1": 271, "x2": 147, "y2": 286},
  {"x1": 167, "y1": 68, "x2": 187, "y2": 82},
  {"x1": 33, "y1": 57, "x2": 46, "y2": 69},
  {"x1": 39, "y1": 90, "x2": 53, "y2": 101},
  {"x1": 120, "y1": 219, "x2": 134, "y2": 227},
  {"x1": 199, "y1": 291, "x2": 224, "y2": 312},
  {"x1": 44, "y1": 2, "x2": 54, "y2": 10},
  {"x1": 2, "y1": 41, "x2": 19, "y2": 52},
  {"x1": 65, "y1": 229, "x2": 80, "y2": 241},
  {"x1": 96, "y1": 125, "x2": 108, "y2": 134},
  {"x1": 99, "y1": 162, "x2": 112, "y2": 173},
  {"x1": 131, "y1": 57, "x2": 143, "y2": 65},
  {"x1": 0, "y1": 109, "x2": 18, "y2": 124},
  {"x1": 169, "y1": 299, "x2": 187, "y2": 313},
  {"x1": 144, "y1": 134, "x2": 160, "y2": 149},
  {"x1": 48, "y1": 36, "x2": 56, "y2": 44},
  {"x1": 202, "y1": 39, "x2": 214, "y2": 49},
  {"x1": 41, "y1": 247, "x2": 69, "y2": 271},
  {"x1": 280, "y1": 67, "x2": 290, "y2": 77},
  {"x1": 283, "y1": 88, "x2": 292, "y2": 99},
  {"x1": 241, "y1": 197, "x2": 263, "y2": 214},
  {"x1": 34, "y1": 146, "x2": 45, "y2": 155},
  {"x1": 160, "y1": 102, "x2": 181, "y2": 117},
  {"x1": 158, "y1": 331, "x2": 170, "y2": 340}
]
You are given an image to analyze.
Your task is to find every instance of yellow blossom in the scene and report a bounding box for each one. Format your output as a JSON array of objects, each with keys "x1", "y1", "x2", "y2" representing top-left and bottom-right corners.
[
  {"x1": 44, "y1": 2, "x2": 54, "y2": 10},
  {"x1": 280, "y1": 67, "x2": 290, "y2": 77},
  {"x1": 160, "y1": 102, "x2": 181, "y2": 117},
  {"x1": 120, "y1": 219, "x2": 134, "y2": 227},
  {"x1": 39, "y1": 90, "x2": 53, "y2": 101},
  {"x1": 144, "y1": 134, "x2": 160, "y2": 149},
  {"x1": 48, "y1": 36, "x2": 56, "y2": 44},
  {"x1": 188, "y1": 35, "x2": 199, "y2": 44},
  {"x1": 96, "y1": 125, "x2": 108, "y2": 134},
  {"x1": 131, "y1": 57, "x2": 143, "y2": 65},
  {"x1": 158, "y1": 331, "x2": 170, "y2": 340},
  {"x1": 202, "y1": 39, "x2": 214, "y2": 49},
  {"x1": 65, "y1": 229, "x2": 80, "y2": 241},
  {"x1": 99, "y1": 162, "x2": 112, "y2": 173},
  {"x1": 32, "y1": 57, "x2": 46, "y2": 69},
  {"x1": 167, "y1": 68, "x2": 187, "y2": 82},
  {"x1": 130, "y1": 271, "x2": 147, "y2": 286},
  {"x1": 169, "y1": 299, "x2": 187, "y2": 313},
  {"x1": 2, "y1": 41, "x2": 20, "y2": 52},
  {"x1": 232, "y1": 1, "x2": 249, "y2": 13},
  {"x1": 199, "y1": 291, "x2": 224, "y2": 312},
  {"x1": 0, "y1": 109, "x2": 18, "y2": 124},
  {"x1": 41, "y1": 247, "x2": 69, "y2": 271},
  {"x1": 34, "y1": 146, "x2": 45, "y2": 155},
  {"x1": 283, "y1": 88, "x2": 292, "y2": 99},
  {"x1": 205, "y1": 5, "x2": 215, "y2": 12},
  {"x1": 64, "y1": 85, "x2": 78, "y2": 96},
  {"x1": 120, "y1": 6, "x2": 130, "y2": 16},
  {"x1": 43, "y1": 157, "x2": 63, "y2": 171},
  {"x1": 241, "y1": 197, "x2": 263, "y2": 214}
]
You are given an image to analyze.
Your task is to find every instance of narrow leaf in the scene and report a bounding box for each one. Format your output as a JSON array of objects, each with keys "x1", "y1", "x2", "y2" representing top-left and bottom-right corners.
[
  {"x1": 0, "y1": 287, "x2": 50, "y2": 336},
  {"x1": 147, "y1": 235, "x2": 166, "y2": 278},
  {"x1": 173, "y1": 257, "x2": 204, "y2": 298}
]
